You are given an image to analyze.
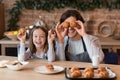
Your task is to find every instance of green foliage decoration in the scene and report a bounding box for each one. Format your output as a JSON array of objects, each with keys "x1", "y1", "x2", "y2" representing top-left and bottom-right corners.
[{"x1": 8, "y1": 0, "x2": 120, "y2": 31}]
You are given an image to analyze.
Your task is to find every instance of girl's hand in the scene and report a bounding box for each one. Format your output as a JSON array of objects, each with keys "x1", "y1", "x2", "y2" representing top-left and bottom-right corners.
[
  {"x1": 74, "y1": 20, "x2": 87, "y2": 37},
  {"x1": 55, "y1": 22, "x2": 68, "y2": 43},
  {"x1": 17, "y1": 32, "x2": 26, "y2": 43},
  {"x1": 48, "y1": 29, "x2": 56, "y2": 44}
]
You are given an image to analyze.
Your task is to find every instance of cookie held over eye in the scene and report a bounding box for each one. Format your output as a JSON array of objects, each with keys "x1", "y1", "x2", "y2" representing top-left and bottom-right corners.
[
  {"x1": 62, "y1": 21, "x2": 69, "y2": 28},
  {"x1": 70, "y1": 20, "x2": 77, "y2": 28},
  {"x1": 70, "y1": 21, "x2": 81, "y2": 29}
]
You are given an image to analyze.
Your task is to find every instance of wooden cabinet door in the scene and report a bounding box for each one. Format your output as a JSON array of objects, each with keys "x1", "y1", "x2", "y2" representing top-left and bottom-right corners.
[{"x1": 0, "y1": 4, "x2": 5, "y2": 39}]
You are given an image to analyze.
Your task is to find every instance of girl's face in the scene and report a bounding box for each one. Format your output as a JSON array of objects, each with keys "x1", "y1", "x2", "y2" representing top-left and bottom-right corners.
[
  {"x1": 32, "y1": 28, "x2": 46, "y2": 49},
  {"x1": 65, "y1": 16, "x2": 78, "y2": 38}
]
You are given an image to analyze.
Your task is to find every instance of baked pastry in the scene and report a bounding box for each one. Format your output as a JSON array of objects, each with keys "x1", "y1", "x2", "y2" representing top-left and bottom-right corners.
[
  {"x1": 71, "y1": 70, "x2": 82, "y2": 78},
  {"x1": 84, "y1": 71, "x2": 94, "y2": 78},
  {"x1": 97, "y1": 67, "x2": 109, "y2": 78},
  {"x1": 45, "y1": 64, "x2": 54, "y2": 72},
  {"x1": 83, "y1": 67, "x2": 94, "y2": 78},
  {"x1": 96, "y1": 67, "x2": 106, "y2": 73},
  {"x1": 70, "y1": 66, "x2": 82, "y2": 78},
  {"x1": 70, "y1": 66, "x2": 79, "y2": 73},
  {"x1": 62, "y1": 21, "x2": 69, "y2": 28},
  {"x1": 19, "y1": 28, "x2": 26, "y2": 35},
  {"x1": 70, "y1": 20, "x2": 77, "y2": 28},
  {"x1": 84, "y1": 67, "x2": 94, "y2": 73},
  {"x1": 98, "y1": 71, "x2": 109, "y2": 78}
]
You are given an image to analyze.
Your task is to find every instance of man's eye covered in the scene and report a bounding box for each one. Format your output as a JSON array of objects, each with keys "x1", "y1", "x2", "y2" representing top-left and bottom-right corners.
[{"x1": 62, "y1": 21, "x2": 80, "y2": 29}]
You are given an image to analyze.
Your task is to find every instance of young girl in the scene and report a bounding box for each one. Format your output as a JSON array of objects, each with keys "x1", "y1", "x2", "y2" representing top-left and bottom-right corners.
[
  {"x1": 55, "y1": 10, "x2": 104, "y2": 63},
  {"x1": 17, "y1": 26, "x2": 56, "y2": 62}
]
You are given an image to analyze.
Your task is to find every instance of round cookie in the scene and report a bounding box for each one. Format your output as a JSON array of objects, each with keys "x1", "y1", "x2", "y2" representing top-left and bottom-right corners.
[
  {"x1": 62, "y1": 21, "x2": 69, "y2": 28},
  {"x1": 70, "y1": 20, "x2": 77, "y2": 28}
]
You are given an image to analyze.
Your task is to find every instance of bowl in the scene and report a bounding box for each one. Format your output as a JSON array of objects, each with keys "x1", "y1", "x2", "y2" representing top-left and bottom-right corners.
[
  {"x1": 4, "y1": 31, "x2": 18, "y2": 40},
  {"x1": 6, "y1": 61, "x2": 29, "y2": 71}
]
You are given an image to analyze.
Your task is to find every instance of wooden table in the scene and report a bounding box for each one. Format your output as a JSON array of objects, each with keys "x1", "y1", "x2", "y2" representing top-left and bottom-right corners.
[
  {"x1": 0, "y1": 37, "x2": 120, "y2": 55},
  {"x1": 0, "y1": 56, "x2": 119, "y2": 80}
]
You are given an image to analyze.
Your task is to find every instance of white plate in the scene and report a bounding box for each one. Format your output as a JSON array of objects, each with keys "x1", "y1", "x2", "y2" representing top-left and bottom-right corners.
[
  {"x1": 6, "y1": 61, "x2": 29, "y2": 71},
  {"x1": 106, "y1": 67, "x2": 116, "y2": 78},
  {"x1": 0, "y1": 60, "x2": 10, "y2": 68},
  {"x1": 34, "y1": 65, "x2": 64, "y2": 74}
]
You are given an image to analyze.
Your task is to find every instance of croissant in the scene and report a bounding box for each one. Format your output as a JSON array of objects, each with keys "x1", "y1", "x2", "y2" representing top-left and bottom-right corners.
[
  {"x1": 70, "y1": 66, "x2": 79, "y2": 73},
  {"x1": 71, "y1": 70, "x2": 82, "y2": 78},
  {"x1": 96, "y1": 67, "x2": 106, "y2": 73},
  {"x1": 84, "y1": 71, "x2": 94, "y2": 78},
  {"x1": 84, "y1": 67, "x2": 94, "y2": 73},
  {"x1": 98, "y1": 71, "x2": 109, "y2": 78}
]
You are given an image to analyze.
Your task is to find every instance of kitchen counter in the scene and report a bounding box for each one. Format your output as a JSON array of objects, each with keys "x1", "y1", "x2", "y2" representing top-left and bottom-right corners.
[{"x1": 0, "y1": 37, "x2": 120, "y2": 55}]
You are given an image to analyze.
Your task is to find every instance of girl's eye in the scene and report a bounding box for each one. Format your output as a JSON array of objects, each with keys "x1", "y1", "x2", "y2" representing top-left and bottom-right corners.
[
  {"x1": 34, "y1": 35, "x2": 38, "y2": 37},
  {"x1": 33, "y1": 35, "x2": 45, "y2": 38},
  {"x1": 33, "y1": 35, "x2": 38, "y2": 38}
]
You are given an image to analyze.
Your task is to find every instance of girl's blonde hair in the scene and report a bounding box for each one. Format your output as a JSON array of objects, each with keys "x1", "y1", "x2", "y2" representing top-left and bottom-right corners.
[{"x1": 29, "y1": 26, "x2": 48, "y2": 54}]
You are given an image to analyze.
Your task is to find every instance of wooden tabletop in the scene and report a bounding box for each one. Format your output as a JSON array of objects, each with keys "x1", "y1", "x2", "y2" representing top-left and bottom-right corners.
[{"x1": 0, "y1": 56, "x2": 119, "y2": 80}]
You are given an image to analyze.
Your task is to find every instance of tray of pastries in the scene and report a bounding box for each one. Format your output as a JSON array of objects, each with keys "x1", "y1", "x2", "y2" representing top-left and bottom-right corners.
[{"x1": 65, "y1": 66, "x2": 116, "y2": 80}]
